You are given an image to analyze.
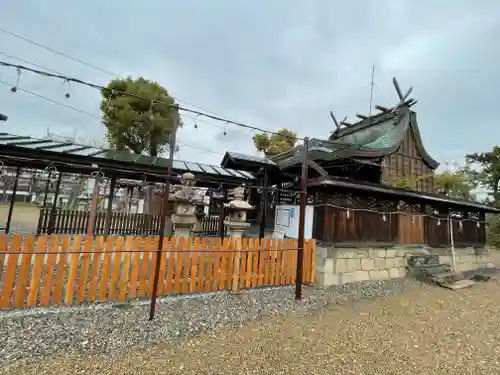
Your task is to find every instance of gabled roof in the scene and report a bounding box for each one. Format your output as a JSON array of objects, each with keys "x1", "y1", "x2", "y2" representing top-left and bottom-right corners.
[
  {"x1": 220, "y1": 151, "x2": 277, "y2": 173},
  {"x1": 272, "y1": 105, "x2": 439, "y2": 170}
]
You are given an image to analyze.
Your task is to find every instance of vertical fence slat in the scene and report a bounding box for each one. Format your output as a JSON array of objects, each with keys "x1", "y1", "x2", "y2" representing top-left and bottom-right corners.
[
  {"x1": 128, "y1": 237, "x2": 142, "y2": 298},
  {"x1": 309, "y1": 240, "x2": 316, "y2": 283},
  {"x1": 257, "y1": 238, "x2": 266, "y2": 287},
  {"x1": 157, "y1": 237, "x2": 170, "y2": 296},
  {"x1": 147, "y1": 237, "x2": 160, "y2": 296},
  {"x1": 204, "y1": 238, "x2": 215, "y2": 293},
  {"x1": 40, "y1": 235, "x2": 58, "y2": 307},
  {"x1": 211, "y1": 238, "x2": 221, "y2": 291},
  {"x1": 244, "y1": 239, "x2": 254, "y2": 289},
  {"x1": 98, "y1": 236, "x2": 114, "y2": 301},
  {"x1": 189, "y1": 238, "x2": 199, "y2": 293},
  {"x1": 87, "y1": 236, "x2": 104, "y2": 303},
  {"x1": 284, "y1": 239, "x2": 294, "y2": 285},
  {"x1": 0, "y1": 234, "x2": 7, "y2": 280},
  {"x1": 109, "y1": 236, "x2": 124, "y2": 300},
  {"x1": 14, "y1": 235, "x2": 35, "y2": 308},
  {"x1": 0, "y1": 235, "x2": 22, "y2": 308},
  {"x1": 52, "y1": 236, "x2": 69, "y2": 306},
  {"x1": 181, "y1": 238, "x2": 191, "y2": 294},
  {"x1": 164, "y1": 237, "x2": 177, "y2": 295},
  {"x1": 197, "y1": 238, "x2": 208, "y2": 292},
  {"x1": 64, "y1": 235, "x2": 82, "y2": 306},
  {"x1": 138, "y1": 237, "x2": 151, "y2": 297},
  {"x1": 225, "y1": 238, "x2": 235, "y2": 292},
  {"x1": 251, "y1": 239, "x2": 259, "y2": 287},
  {"x1": 173, "y1": 237, "x2": 185, "y2": 295},
  {"x1": 219, "y1": 238, "x2": 229, "y2": 290},
  {"x1": 27, "y1": 235, "x2": 47, "y2": 307},
  {"x1": 118, "y1": 237, "x2": 133, "y2": 301},
  {"x1": 76, "y1": 237, "x2": 93, "y2": 304}
]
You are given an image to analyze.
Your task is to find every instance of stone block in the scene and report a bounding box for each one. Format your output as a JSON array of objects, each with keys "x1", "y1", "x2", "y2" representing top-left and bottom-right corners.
[
  {"x1": 385, "y1": 258, "x2": 396, "y2": 268},
  {"x1": 374, "y1": 258, "x2": 386, "y2": 270},
  {"x1": 388, "y1": 267, "x2": 405, "y2": 279},
  {"x1": 335, "y1": 258, "x2": 349, "y2": 273},
  {"x1": 369, "y1": 269, "x2": 390, "y2": 281},
  {"x1": 315, "y1": 271, "x2": 340, "y2": 288},
  {"x1": 340, "y1": 270, "x2": 369, "y2": 284},
  {"x1": 316, "y1": 246, "x2": 328, "y2": 259},
  {"x1": 370, "y1": 249, "x2": 387, "y2": 258},
  {"x1": 385, "y1": 249, "x2": 397, "y2": 258},
  {"x1": 394, "y1": 257, "x2": 406, "y2": 267},
  {"x1": 439, "y1": 255, "x2": 452, "y2": 265},
  {"x1": 316, "y1": 257, "x2": 334, "y2": 274},
  {"x1": 361, "y1": 258, "x2": 376, "y2": 271},
  {"x1": 346, "y1": 258, "x2": 362, "y2": 272}
]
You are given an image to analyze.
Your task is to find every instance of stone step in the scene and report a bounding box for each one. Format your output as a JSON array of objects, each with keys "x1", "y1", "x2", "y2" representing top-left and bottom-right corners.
[
  {"x1": 420, "y1": 263, "x2": 452, "y2": 275},
  {"x1": 430, "y1": 271, "x2": 463, "y2": 283},
  {"x1": 441, "y1": 279, "x2": 476, "y2": 290}
]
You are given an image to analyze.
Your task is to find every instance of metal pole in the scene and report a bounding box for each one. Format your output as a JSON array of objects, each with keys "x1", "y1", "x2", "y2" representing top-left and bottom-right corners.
[
  {"x1": 295, "y1": 137, "x2": 309, "y2": 300},
  {"x1": 47, "y1": 171, "x2": 63, "y2": 235},
  {"x1": 86, "y1": 174, "x2": 102, "y2": 236},
  {"x1": 41, "y1": 170, "x2": 53, "y2": 207},
  {"x1": 258, "y1": 170, "x2": 268, "y2": 239},
  {"x1": 149, "y1": 105, "x2": 179, "y2": 321},
  {"x1": 5, "y1": 167, "x2": 20, "y2": 234},
  {"x1": 449, "y1": 214, "x2": 456, "y2": 272},
  {"x1": 219, "y1": 186, "x2": 227, "y2": 240},
  {"x1": 103, "y1": 176, "x2": 116, "y2": 237}
]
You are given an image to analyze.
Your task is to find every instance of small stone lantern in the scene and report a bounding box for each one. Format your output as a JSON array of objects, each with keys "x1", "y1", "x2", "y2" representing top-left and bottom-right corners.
[
  {"x1": 169, "y1": 172, "x2": 203, "y2": 237},
  {"x1": 224, "y1": 185, "x2": 254, "y2": 292},
  {"x1": 223, "y1": 185, "x2": 254, "y2": 238}
]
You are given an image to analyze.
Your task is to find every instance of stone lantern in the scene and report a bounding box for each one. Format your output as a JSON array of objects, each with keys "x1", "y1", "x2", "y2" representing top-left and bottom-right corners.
[
  {"x1": 224, "y1": 185, "x2": 254, "y2": 239},
  {"x1": 224, "y1": 185, "x2": 254, "y2": 292},
  {"x1": 169, "y1": 172, "x2": 203, "y2": 237}
]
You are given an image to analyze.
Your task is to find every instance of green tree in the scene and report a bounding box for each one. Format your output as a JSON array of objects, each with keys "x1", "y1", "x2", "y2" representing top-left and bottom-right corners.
[
  {"x1": 100, "y1": 77, "x2": 182, "y2": 156},
  {"x1": 465, "y1": 146, "x2": 500, "y2": 203},
  {"x1": 253, "y1": 129, "x2": 297, "y2": 157},
  {"x1": 434, "y1": 170, "x2": 474, "y2": 199}
]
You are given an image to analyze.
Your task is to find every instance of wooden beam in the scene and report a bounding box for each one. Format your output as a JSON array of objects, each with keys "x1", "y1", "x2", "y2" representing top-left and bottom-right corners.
[
  {"x1": 307, "y1": 159, "x2": 328, "y2": 177},
  {"x1": 340, "y1": 121, "x2": 352, "y2": 127},
  {"x1": 356, "y1": 113, "x2": 368, "y2": 120},
  {"x1": 375, "y1": 105, "x2": 391, "y2": 113}
]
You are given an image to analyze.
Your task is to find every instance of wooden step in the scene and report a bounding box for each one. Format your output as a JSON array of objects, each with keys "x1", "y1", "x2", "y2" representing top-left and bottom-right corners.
[{"x1": 441, "y1": 279, "x2": 476, "y2": 290}]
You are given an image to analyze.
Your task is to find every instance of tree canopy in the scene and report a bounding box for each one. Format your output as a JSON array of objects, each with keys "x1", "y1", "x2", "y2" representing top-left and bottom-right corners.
[
  {"x1": 100, "y1": 77, "x2": 182, "y2": 156},
  {"x1": 252, "y1": 129, "x2": 297, "y2": 157}
]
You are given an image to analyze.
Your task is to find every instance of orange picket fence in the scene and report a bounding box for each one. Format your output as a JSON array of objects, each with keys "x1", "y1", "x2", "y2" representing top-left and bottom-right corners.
[{"x1": 0, "y1": 235, "x2": 316, "y2": 309}]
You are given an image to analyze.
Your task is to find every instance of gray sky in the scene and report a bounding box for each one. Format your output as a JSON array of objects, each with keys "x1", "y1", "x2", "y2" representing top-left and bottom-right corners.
[{"x1": 1, "y1": 1, "x2": 499, "y2": 166}]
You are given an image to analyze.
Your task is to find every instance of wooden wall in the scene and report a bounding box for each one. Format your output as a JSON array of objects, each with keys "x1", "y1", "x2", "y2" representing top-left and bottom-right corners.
[{"x1": 381, "y1": 128, "x2": 435, "y2": 193}]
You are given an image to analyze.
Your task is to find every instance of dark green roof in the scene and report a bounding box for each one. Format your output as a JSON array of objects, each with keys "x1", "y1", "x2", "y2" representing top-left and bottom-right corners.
[
  {"x1": 272, "y1": 106, "x2": 439, "y2": 170},
  {"x1": 0, "y1": 133, "x2": 255, "y2": 183}
]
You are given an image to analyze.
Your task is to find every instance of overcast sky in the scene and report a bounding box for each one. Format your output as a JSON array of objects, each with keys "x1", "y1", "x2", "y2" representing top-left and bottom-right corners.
[{"x1": 1, "y1": 1, "x2": 499, "y2": 167}]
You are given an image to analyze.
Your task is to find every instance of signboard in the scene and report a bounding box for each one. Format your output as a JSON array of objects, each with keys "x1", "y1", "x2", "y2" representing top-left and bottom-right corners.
[{"x1": 275, "y1": 208, "x2": 291, "y2": 227}]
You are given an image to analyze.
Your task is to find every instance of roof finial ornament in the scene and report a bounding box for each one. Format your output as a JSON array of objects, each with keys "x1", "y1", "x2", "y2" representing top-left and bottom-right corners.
[{"x1": 391, "y1": 77, "x2": 415, "y2": 114}]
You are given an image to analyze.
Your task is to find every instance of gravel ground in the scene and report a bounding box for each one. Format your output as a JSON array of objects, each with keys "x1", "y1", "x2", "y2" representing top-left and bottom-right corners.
[{"x1": 3, "y1": 276, "x2": 500, "y2": 374}]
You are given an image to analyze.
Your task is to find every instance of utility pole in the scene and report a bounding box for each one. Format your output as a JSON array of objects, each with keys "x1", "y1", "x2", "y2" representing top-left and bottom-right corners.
[
  {"x1": 295, "y1": 137, "x2": 309, "y2": 300},
  {"x1": 149, "y1": 104, "x2": 179, "y2": 321}
]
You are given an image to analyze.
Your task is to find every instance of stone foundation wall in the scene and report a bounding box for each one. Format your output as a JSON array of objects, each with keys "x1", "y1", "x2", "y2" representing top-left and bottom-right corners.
[{"x1": 316, "y1": 245, "x2": 500, "y2": 288}]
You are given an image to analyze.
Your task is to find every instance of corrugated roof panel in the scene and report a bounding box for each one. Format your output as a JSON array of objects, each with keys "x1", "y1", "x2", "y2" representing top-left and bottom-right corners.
[
  {"x1": 225, "y1": 168, "x2": 251, "y2": 179},
  {"x1": 198, "y1": 164, "x2": 220, "y2": 175},
  {"x1": 172, "y1": 160, "x2": 188, "y2": 170},
  {"x1": 210, "y1": 165, "x2": 233, "y2": 176},
  {"x1": 184, "y1": 162, "x2": 204, "y2": 173},
  {"x1": 71, "y1": 147, "x2": 108, "y2": 156},
  {"x1": 6, "y1": 140, "x2": 58, "y2": 148}
]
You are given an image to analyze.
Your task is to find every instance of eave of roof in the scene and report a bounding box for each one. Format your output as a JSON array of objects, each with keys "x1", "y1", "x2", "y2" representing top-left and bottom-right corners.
[{"x1": 308, "y1": 176, "x2": 500, "y2": 213}]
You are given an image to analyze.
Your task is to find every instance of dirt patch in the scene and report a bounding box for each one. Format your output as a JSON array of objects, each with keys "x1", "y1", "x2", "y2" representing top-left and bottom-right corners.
[{"x1": 6, "y1": 280, "x2": 500, "y2": 375}]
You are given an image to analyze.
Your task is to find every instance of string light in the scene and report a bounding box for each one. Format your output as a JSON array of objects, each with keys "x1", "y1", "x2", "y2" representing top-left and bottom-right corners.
[
  {"x1": 63, "y1": 79, "x2": 71, "y2": 99},
  {"x1": 328, "y1": 203, "x2": 488, "y2": 226},
  {"x1": 10, "y1": 67, "x2": 21, "y2": 93},
  {"x1": 0, "y1": 61, "x2": 302, "y2": 140}
]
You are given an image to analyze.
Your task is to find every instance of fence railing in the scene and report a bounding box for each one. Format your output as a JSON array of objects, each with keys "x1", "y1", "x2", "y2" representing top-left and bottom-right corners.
[
  {"x1": 36, "y1": 210, "x2": 225, "y2": 236},
  {"x1": 37, "y1": 209, "x2": 162, "y2": 235},
  {"x1": 0, "y1": 234, "x2": 316, "y2": 309}
]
